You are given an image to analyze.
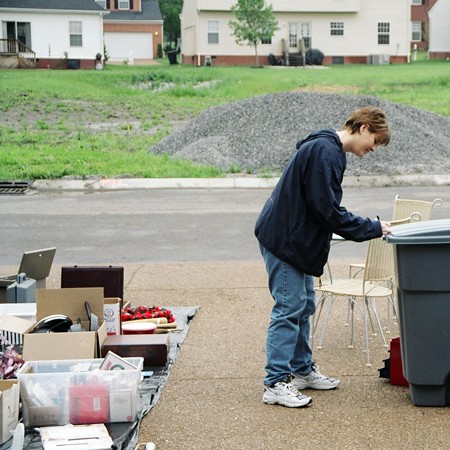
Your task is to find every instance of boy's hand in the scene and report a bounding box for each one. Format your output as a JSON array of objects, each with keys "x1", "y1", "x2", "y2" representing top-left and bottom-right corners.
[{"x1": 380, "y1": 220, "x2": 391, "y2": 235}]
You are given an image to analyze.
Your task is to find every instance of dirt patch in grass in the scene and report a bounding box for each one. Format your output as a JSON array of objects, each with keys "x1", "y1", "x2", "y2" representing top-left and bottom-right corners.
[{"x1": 294, "y1": 85, "x2": 360, "y2": 94}]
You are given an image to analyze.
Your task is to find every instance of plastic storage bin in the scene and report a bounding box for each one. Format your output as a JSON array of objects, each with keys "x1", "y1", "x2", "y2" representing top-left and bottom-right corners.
[
  {"x1": 16, "y1": 357, "x2": 143, "y2": 426},
  {"x1": 385, "y1": 219, "x2": 450, "y2": 406}
]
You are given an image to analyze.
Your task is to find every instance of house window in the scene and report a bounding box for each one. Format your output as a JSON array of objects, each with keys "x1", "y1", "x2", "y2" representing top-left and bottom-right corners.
[
  {"x1": 411, "y1": 21, "x2": 422, "y2": 41},
  {"x1": 289, "y1": 23, "x2": 297, "y2": 47},
  {"x1": 377, "y1": 22, "x2": 390, "y2": 45},
  {"x1": 411, "y1": 0, "x2": 423, "y2": 4},
  {"x1": 207, "y1": 21, "x2": 219, "y2": 44},
  {"x1": 95, "y1": 0, "x2": 107, "y2": 8},
  {"x1": 330, "y1": 22, "x2": 344, "y2": 36},
  {"x1": 17, "y1": 22, "x2": 32, "y2": 48},
  {"x1": 261, "y1": 25, "x2": 273, "y2": 44},
  {"x1": 300, "y1": 22, "x2": 311, "y2": 49},
  {"x1": 69, "y1": 21, "x2": 83, "y2": 47},
  {"x1": 118, "y1": 0, "x2": 129, "y2": 9}
]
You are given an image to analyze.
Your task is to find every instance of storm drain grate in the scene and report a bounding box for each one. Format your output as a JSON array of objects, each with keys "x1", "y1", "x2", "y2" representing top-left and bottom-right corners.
[{"x1": 0, "y1": 181, "x2": 31, "y2": 195}]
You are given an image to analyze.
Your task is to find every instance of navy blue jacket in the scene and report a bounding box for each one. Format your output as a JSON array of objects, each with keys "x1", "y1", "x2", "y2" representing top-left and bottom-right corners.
[{"x1": 255, "y1": 129, "x2": 382, "y2": 277}]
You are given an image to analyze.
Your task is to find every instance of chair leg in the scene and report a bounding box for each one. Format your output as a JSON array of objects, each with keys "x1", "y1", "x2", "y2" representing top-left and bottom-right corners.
[
  {"x1": 317, "y1": 294, "x2": 335, "y2": 349},
  {"x1": 362, "y1": 295, "x2": 372, "y2": 367},
  {"x1": 345, "y1": 298, "x2": 351, "y2": 326},
  {"x1": 385, "y1": 296, "x2": 398, "y2": 334},
  {"x1": 311, "y1": 296, "x2": 322, "y2": 348},
  {"x1": 365, "y1": 299, "x2": 378, "y2": 336},
  {"x1": 385, "y1": 282, "x2": 398, "y2": 332},
  {"x1": 311, "y1": 291, "x2": 327, "y2": 348},
  {"x1": 347, "y1": 297, "x2": 356, "y2": 349},
  {"x1": 368, "y1": 298, "x2": 388, "y2": 348},
  {"x1": 385, "y1": 292, "x2": 398, "y2": 333}
]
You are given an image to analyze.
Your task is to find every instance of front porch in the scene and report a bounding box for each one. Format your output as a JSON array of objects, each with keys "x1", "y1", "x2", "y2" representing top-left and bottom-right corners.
[{"x1": 0, "y1": 39, "x2": 36, "y2": 69}]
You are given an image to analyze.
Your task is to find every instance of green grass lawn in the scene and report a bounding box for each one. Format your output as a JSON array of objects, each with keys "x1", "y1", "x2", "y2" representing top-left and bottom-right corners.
[{"x1": 0, "y1": 55, "x2": 449, "y2": 180}]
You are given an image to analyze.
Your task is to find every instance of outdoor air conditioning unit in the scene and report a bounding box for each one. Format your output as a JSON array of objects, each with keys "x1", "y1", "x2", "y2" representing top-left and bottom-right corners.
[
  {"x1": 367, "y1": 54, "x2": 390, "y2": 65},
  {"x1": 204, "y1": 55, "x2": 212, "y2": 66}
]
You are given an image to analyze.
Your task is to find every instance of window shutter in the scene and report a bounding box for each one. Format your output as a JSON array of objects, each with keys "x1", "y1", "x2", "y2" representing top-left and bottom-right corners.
[
  {"x1": 114, "y1": 0, "x2": 118, "y2": 9},
  {"x1": 106, "y1": 0, "x2": 111, "y2": 9},
  {"x1": 130, "y1": 0, "x2": 134, "y2": 9}
]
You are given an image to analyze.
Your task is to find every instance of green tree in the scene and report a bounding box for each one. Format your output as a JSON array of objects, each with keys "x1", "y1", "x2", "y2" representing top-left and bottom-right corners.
[
  {"x1": 229, "y1": 0, "x2": 279, "y2": 67},
  {"x1": 158, "y1": 0, "x2": 182, "y2": 48}
]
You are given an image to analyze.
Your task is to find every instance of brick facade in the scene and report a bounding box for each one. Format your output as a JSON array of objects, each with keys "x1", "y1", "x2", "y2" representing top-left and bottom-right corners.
[
  {"x1": 36, "y1": 58, "x2": 98, "y2": 70},
  {"x1": 411, "y1": 0, "x2": 438, "y2": 50},
  {"x1": 183, "y1": 54, "x2": 409, "y2": 67}
]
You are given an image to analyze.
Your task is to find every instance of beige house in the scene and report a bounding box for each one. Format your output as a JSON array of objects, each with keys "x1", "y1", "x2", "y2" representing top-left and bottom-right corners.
[
  {"x1": 180, "y1": 0, "x2": 411, "y2": 66},
  {"x1": 428, "y1": 0, "x2": 450, "y2": 59}
]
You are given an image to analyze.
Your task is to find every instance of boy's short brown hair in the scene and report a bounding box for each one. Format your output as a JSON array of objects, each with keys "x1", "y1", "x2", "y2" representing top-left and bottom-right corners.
[{"x1": 343, "y1": 106, "x2": 391, "y2": 146}]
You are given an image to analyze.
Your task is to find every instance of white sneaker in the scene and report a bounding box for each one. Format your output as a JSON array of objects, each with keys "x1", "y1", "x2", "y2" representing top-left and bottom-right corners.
[
  {"x1": 263, "y1": 379, "x2": 312, "y2": 408},
  {"x1": 292, "y1": 364, "x2": 340, "y2": 390}
]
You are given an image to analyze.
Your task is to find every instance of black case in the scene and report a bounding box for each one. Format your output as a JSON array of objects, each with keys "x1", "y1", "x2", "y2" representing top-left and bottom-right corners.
[{"x1": 61, "y1": 265, "x2": 124, "y2": 301}]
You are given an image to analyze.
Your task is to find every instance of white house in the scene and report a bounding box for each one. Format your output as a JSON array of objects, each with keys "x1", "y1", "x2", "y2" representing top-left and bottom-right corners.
[
  {"x1": 428, "y1": 0, "x2": 450, "y2": 59},
  {"x1": 0, "y1": 0, "x2": 107, "y2": 69},
  {"x1": 180, "y1": 0, "x2": 411, "y2": 66}
]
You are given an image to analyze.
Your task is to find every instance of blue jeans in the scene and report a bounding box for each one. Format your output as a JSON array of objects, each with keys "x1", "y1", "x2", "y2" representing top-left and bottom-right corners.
[{"x1": 260, "y1": 244, "x2": 316, "y2": 386}]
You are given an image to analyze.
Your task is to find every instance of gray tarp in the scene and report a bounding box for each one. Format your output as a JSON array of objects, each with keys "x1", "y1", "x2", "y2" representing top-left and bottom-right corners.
[{"x1": 3, "y1": 306, "x2": 199, "y2": 450}]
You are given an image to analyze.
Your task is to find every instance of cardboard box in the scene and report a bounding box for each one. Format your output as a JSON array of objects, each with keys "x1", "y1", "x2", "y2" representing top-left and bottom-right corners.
[
  {"x1": 0, "y1": 380, "x2": 20, "y2": 444},
  {"x1": 16, "y1": 357, "x2": 143, "y2": 427},
  {"x1": 100, "y1": 351, "x2": 138, "y2": 371},
  {"x1": 101, "y1": 333, "x2": 170, "y2": 367},
  {"x1": 104, "y1": 297, "x2": 121, "y2": 336},
  {"x1": 0, "y1": 302, "x2": 36, "y2": 322},
  {"x1": 22, "y1": 288, "x2": 107, "y2": 361},
  {"x1": 0, "y1": 315, "x2": 34, "y2": 346}
]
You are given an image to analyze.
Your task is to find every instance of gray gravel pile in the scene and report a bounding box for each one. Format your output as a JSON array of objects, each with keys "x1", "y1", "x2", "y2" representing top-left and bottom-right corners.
[{"x1": 148, "y1": 92, "x2": 450, "y2": 176}]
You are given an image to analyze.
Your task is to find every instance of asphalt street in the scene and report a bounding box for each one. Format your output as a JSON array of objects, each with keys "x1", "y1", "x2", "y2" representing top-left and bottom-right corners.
[
  {"x1": 2, "y1": 184, "x2": 450, "y2": 268},
  {"x1": 2, "y1": 183, "x2": 450, "y2": 449}
]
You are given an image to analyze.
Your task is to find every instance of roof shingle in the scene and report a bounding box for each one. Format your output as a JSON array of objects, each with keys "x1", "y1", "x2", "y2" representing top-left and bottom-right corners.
[{"x1": 0, "y1": 0, "x2": 104, "y2": 12}]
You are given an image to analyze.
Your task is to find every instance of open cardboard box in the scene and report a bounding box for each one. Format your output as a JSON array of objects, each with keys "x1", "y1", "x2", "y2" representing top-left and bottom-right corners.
[
  {"x1": 0, "y1": 314, "x2": 34, "y2": 346},
  {"x1": 22, "y1": 287, "x2": 107, "y2": 361},
  {"x1": 0, "y1": 380, "x2": 20, "y2": 444}
]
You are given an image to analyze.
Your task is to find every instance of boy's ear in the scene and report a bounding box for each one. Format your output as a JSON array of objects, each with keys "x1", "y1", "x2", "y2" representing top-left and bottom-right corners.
[{"x1": 359, "y1": 124, "x2": 368, "y2": 134}]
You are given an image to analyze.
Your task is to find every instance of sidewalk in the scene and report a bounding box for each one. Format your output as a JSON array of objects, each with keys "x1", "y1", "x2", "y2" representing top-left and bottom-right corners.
[
  {"x1": 44, "y1": 260, "x2": 448, "y2": 450},
  {"x1": 30, "y1": 174, "x2": 450, "y2": 191}
]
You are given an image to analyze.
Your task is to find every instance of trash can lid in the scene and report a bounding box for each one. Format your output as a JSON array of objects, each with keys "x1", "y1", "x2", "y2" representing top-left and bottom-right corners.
[{"x1": 385, "y1": 218, "x2": 450, "y2": 244}]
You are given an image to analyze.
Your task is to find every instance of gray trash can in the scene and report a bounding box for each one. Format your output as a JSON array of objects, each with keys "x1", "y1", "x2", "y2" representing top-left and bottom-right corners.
[{"x1": 385, "y1": 219, "x2": 450, "y2": 406}]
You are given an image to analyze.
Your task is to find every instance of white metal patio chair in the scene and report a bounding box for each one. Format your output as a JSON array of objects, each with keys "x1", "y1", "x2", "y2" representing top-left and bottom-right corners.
[
  {"x1": 348, "y1": 195, "x2": 443, "y2": 326},
  {"x1": 312, "y1": 216, "x2": 414, "y2": 367},
  {"x1": 348, "y1": 194, "x2": 442, "y2": 278}
]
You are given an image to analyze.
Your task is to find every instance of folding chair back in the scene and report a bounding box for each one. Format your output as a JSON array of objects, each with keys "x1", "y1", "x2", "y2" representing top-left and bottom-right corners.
[
  {"x1": 393, "y1": 195, "x2": 442, "y2": 221},
  {"x1": 363, "y1": 216, "x2": 414, "y2": 283}
]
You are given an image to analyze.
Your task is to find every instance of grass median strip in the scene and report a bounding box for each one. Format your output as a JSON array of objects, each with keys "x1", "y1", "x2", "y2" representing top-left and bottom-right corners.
[{"x1": 0, "y1": 55, "x2": 449, "y2": 180}]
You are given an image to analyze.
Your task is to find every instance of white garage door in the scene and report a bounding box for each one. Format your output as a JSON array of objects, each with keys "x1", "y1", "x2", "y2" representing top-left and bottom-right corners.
[{"x1": 104, "y1": 32, "x2": 153, "y2": 61}]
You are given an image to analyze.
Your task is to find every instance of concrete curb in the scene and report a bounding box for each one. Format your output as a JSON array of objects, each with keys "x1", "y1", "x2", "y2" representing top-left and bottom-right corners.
[{"x1": 31, "y1": 174, "x2": 450, "y2": 191}]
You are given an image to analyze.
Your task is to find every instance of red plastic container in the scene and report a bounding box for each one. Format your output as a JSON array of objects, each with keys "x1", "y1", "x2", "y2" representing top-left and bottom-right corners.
[{"x1": 390, "y1": 337, "x2": 408, "y2": 387}]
